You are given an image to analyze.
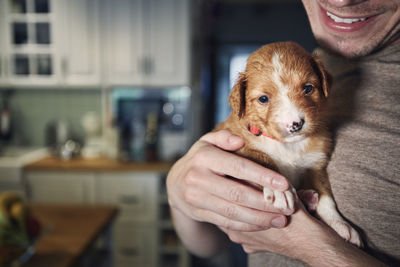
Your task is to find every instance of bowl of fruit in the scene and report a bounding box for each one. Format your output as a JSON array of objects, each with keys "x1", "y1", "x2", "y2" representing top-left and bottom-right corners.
[{"x1": 0, "y1": 192, "x2": 41, "y2": 266}]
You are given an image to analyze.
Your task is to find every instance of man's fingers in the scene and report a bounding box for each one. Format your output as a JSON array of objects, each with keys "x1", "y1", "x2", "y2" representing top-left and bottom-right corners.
[
  {"x1": 200, "y1": 130, "x2": 245, "y2": 151},
  {"x1": 190, "y1": 170, "x2": 288, "y2": 214},
  {"x1": 199, "y1": 130, "x2": 288, "y2": 191},
  {"x1": 192, "y1": 143, "x2": 288, "y2": 191},
  {"x1": 185, "y1": 185, "x2": 287, "y2": 229}
]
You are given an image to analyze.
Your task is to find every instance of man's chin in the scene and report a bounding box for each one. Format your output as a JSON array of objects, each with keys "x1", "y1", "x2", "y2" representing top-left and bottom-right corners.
[{"x1": 315, "y1": 37, "x2": 380, "y2": 59}]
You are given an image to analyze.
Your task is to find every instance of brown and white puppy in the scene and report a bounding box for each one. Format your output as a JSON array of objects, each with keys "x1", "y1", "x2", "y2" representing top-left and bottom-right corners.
[{"x1": 215, "y1": 42, "x2": 362, "y2": 246}]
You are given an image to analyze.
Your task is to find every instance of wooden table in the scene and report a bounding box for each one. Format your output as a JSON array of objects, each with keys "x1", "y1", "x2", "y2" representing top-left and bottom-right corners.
[{"x1": 22, "y1": 204, "x2": 118, "y2": 267}]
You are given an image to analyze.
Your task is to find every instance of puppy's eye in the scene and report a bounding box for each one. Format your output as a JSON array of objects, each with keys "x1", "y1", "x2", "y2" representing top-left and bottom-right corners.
[
  {"x1": 303, "y1": 84, "x2": 314, "y2": 95},
  {"x1": 258, "y1": 95, "x2": 269, "y2": 104}
]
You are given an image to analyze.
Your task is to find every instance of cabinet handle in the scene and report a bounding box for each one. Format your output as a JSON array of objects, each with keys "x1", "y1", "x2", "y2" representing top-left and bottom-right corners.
[
  {"x1": 141, "y1": 56, "x2": 152, "y2": 76},
  {"x1": 149, "y1": 57, "x2": 154, "y2": 75},
  {"x1": 118, "y1": 195, "x2": 140, "y2": 205},
  {"x1": 61, "y1": 57, "x2": 69, "y2": 76},
  {"x1": 1, "y1": 55, "x2": 8, "y2": 77},
  {"x1": 119, "y1": 247, "x2": 139, "y2": 256},
  {"x1": 5, "y1": 55, "x2": 9, "y2": 77},
  {"x1": 139, "y1": 57, "x2": 146, "y2": 75}
]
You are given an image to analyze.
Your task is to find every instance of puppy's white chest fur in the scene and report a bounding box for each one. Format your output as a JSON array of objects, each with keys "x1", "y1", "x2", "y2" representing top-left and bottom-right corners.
[{"x1": 252, "y1": 137, "x2": 326, "y2": 187}]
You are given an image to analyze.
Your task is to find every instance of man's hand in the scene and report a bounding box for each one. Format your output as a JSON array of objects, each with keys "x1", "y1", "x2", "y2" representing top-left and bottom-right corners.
[
  {"x1": 167, "y1": 130, "x2": 292, "y2": 232},
  {"x1": 220, "y1": 199, "x2": 386, "y2": 267}
]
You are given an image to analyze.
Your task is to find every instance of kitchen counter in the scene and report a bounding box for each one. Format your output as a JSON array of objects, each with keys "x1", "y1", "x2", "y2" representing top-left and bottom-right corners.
[{"x1": 24, "y1": 155, "x2": 173, "y2": 173}]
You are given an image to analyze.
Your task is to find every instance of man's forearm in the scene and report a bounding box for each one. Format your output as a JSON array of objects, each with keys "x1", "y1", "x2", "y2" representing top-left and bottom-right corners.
[
  {"x1": 303, "y1": 233, "x2": 387, "y2": 267},
  {"x1": 170, "y1": 207, "x2": 230, "y2": 258}
]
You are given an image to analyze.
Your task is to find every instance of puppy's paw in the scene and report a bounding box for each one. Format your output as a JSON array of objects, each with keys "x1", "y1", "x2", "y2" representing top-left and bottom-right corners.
[
  {"x1": 298, "y1": 189, "x2": 319, "y2": 212},
  {"x1": 263, "y1": 186, "x2": 297, "y2": 214},
  {"x1": 317, "y1": 196, "x2": 363, "y2": 248},
  {"x1": 328, "y1": 219, "x2": 363, "y2": 247}
]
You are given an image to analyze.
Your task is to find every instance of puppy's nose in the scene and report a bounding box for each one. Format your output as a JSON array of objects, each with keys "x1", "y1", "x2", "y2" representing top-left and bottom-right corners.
[{"x1": 288, "y1": 119, "x2": 304, "y2": 133}]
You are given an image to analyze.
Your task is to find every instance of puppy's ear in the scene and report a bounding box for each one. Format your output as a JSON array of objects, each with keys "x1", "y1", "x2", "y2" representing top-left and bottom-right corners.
[
  {"x1": 229, "y1": 72, "x2": 247, "y2": 118},
  {"x1": 312, "y1": 55, "x2": 332, "y2": 98}
]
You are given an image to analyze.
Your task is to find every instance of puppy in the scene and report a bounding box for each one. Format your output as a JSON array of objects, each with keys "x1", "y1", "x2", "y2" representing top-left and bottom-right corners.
[{"x1": 215, "y1": 42, "x2": 362, "y2": 246}]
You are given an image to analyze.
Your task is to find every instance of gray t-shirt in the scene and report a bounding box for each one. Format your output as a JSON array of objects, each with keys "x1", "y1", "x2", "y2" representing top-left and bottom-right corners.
[{"x1": 249, "y1": 43, "x2": 400, "y2": 266}]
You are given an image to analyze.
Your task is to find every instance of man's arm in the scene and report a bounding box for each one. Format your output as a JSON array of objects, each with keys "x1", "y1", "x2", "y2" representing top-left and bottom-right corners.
[{"x1": 166, "y1": 130, "x2": 291, "y2": 257}]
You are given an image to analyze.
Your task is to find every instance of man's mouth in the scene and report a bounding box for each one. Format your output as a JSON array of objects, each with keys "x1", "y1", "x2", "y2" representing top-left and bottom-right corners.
[
  {"x1": 320, "y1": 6, "x2": 377, "y2": 32},
  {"x1": 325, "y1": 11, "x2": 367, "y2": 24}
]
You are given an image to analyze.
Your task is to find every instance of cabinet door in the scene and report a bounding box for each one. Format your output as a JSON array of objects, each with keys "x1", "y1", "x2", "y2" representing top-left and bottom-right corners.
[
  {"x1": 25, "y1": 171, "x2": 96, "y2": 203},
  {"x1": 146, "y1": 0, "x2": 190, "y2": 86},
  {"x1": 3, "y1": 0, "x2": 60, "y2": 86},
  {"x1": 59, "y1": 0, "x2": 101, "y2": 86},
  {"x1": 0, "y1": 0, "x2": 7, "y2": 85},
  {"x1": 102, "y1": 0, "x2": 145, "y2": 86},
  {"x1": 96, "y1": 172, "x2": 159, "y2": 223},
  {"x1": 113, "y1": 222, "x2": 158, "y2": 267}
]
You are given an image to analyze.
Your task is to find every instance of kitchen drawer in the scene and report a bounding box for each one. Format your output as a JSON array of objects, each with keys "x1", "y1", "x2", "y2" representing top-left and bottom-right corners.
[
  {"x1": 24, "y1": 171, "x2": 96, "y2": 203},
  {"x1": 96, "y1": 172, "x2": 159, "y2": 222},
  {"x1": 113, "y1": 222, "x2": 158, "y2": 267}
]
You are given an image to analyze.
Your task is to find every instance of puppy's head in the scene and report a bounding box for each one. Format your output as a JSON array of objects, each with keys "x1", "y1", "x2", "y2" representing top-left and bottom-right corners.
[{"x1": 229, "y1": 42, "x2": 332, "y2": 143}]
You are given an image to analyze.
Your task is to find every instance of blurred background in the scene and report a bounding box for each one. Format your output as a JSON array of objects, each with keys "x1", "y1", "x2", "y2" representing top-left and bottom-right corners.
[{"x1": 0, "y1": 0, "x2": 315, "y2": 266}]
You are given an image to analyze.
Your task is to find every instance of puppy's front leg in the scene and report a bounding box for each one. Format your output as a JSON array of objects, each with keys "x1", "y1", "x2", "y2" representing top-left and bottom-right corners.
[
  {"x1": 237, "y1": 147, "x2": 298, "y2": 215},
  {"x1": 308, "y1": 169, "x2": 363, "y2": 247}
]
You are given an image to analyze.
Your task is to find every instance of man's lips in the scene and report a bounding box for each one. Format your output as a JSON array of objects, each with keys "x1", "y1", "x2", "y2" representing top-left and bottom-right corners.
[{"x1": 319, "y1": 6, "x2": 378, "y2": 32}]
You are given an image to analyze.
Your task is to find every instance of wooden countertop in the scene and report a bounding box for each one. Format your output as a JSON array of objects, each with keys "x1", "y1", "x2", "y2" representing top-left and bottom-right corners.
[
  {"x1": 24, "y1": 155, "x2": 173, "y2": 172},
  {"x1": 23, "y1": 204, "x2": 118, "y2": 267}
]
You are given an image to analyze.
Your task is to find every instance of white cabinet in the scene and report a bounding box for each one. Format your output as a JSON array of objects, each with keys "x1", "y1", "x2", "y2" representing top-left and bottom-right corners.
[
  {"x1": 96, "y1": 172, "x2": 159, "y2": 223},
  {"x1": 0, "y1": 0, "x2": 101, "y2": 87},
  {"x1": 113, "y1": 222, "x2": 158, "y2": 267},
  {"x1": 102, "y1": 0, "x2": 144, "y2": 85},
  {"x1": 146, "y1": 0, "x2": 190, "y2": 86},
  {"x1": 0, "y1": 0, "x2": 7, "y2": 84},
  {"x1": 1, "y1": 0, "x2": 60, "y2": 86},
  {"x1": 0, "y1": 0, "x2": 190, "y2": 88},
  {"x1": 96, "y1": 172, "x2": 159, "y2": 267},
  {"x1": 24, "y1": 171, "x2": 96, "y2": 203},
  {"x1": 58, "y1": 0, "x2": 101, "y2": 86},
  {"x1": 103, "y1": 0, "x2": 190, "y2": 87}
]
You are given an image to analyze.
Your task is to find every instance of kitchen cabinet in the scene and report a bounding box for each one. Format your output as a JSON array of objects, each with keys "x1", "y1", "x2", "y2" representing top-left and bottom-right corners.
[
  {"x1": 24, "y1": 171, "x2": 96, "y2": 203},
  {"x1": 96, "y1": 172, "x2": 160, "y2": 267},
  {"x1": 96, "y1": 172, "x2": 158, "y2": 223},
  {"x1": 1, "y1": 0, "x2": 60, "y2": 86},
  {"x1": 0, "y1": 0, "x2": 191, "y2": 88},
  {"x1": 113, "y1": 222, "x2": 158, "y2": 267},
  {"x1": 0, "y1": 0, "x2": 101, "y2": 88},
  {"x1": 0, "y1": 0, "x2": 7, "y2": 84},
  {"x1": 102, "y1": 0, "x2": 190, "y2": 87},
  {"x1": 57, "y1": 0, "x2": 101, "y2": 86}
]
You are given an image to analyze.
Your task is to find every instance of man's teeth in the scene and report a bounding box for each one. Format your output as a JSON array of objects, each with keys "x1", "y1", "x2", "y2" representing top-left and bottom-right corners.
[{"x1": 326, "y1": 11, "x2": 366, "y2": 24}]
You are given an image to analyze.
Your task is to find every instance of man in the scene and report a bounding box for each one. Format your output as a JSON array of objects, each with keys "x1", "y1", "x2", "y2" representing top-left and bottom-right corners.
[{"x1": 166, "y1": 0, "x2": 400, "y2": 265}]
